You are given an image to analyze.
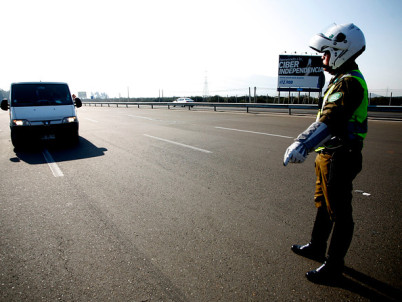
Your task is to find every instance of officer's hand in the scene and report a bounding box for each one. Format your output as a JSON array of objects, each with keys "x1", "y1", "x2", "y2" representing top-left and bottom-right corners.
[{"x1": 283, "y1": 141, "x2": 307, "y2": 166}]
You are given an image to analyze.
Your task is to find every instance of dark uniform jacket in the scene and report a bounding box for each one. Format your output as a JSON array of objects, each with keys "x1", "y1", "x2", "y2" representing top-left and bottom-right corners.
[{"x1": 317, "y1": 62, "x2": 365, "y2": 146}]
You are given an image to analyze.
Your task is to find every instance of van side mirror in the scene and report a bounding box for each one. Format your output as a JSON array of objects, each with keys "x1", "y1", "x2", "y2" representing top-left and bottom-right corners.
[
  {"x1": 74, "y1": 98, "x2": 82, "y2": 108},
  {"x1": 1, "y1": 99, "x2": 9, "y2": 111}
]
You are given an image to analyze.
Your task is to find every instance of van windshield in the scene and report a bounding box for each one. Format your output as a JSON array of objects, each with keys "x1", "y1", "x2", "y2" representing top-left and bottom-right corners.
[{"x1": 11, "y1": 83, "x2": 73, "y2": 107}]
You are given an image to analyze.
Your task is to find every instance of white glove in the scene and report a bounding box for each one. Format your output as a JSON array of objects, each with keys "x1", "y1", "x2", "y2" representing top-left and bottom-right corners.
[
  {"x1": 283, "y1": 122, "x2": 331, "y2": 166},
  {"x1": 283, "y1": 141, "x2": 307, "y2": 166}
]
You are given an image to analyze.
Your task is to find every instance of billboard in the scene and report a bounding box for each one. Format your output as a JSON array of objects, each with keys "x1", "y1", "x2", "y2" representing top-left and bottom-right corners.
[
  {"x1": 277, "y1": 55, "x2": 325, "y2": 92},
  {"x1": 78, "y1": 91, "x2": 87, "y2": 99}
]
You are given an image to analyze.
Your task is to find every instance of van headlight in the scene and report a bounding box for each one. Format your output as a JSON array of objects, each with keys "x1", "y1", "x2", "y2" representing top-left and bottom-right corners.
[
  {"x1": 12, "y1": 119, "x2": 30, "y2": 126},
  {"x1": 62, "y1": 116, "x2": 77, "y2": 123}
]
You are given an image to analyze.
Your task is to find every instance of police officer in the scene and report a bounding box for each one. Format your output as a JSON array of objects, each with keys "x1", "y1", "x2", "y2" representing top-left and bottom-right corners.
[{"x1": 283, "y1": 23, "x2": 368, "y2": 283}]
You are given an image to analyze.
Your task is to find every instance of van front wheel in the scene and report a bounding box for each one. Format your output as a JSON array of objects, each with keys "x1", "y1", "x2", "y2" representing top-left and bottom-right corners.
[
  {"x1": 67, "y1": 129, "x2": 79, "y2": 145},
  {"x1": 11, "y1": 129, "x2": 24, "y2": 149}
]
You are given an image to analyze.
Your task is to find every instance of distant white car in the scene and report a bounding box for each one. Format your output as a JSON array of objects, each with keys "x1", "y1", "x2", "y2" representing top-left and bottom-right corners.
[{"x1": 173, "y1": 97, "x2": 194, "y2": 107}]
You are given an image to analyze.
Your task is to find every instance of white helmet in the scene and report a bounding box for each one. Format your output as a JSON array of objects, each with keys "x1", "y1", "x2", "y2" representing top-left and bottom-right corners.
[{"x1": 309, "y1": 23, "x2": 366, "y2": 70}]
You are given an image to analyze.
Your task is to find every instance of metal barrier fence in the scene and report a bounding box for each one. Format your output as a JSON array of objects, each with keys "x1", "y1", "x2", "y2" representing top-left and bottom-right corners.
[{"x1": 82, "y1": 101, "x2": 402, "y2": 115}]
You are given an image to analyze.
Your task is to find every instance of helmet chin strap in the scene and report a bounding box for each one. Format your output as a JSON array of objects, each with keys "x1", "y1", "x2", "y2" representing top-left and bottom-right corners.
[
  {"x1": 329, "y1": 58, "x2": 358, "y2": 75},
  {"x1": 323, "y1": 64, "x2": 335, "y2": 74}
]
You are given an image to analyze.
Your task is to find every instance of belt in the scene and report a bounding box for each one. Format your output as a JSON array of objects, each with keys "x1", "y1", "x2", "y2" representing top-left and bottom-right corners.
[
  {"x1": 318, "y1": 143, "x2": 363, "y2": 155},
  {"x1": 318, "y1": 148, "x2": 337, "y2": 155}
]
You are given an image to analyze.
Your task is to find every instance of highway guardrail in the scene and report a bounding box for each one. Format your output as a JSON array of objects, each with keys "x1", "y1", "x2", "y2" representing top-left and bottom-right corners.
[{"x1": 82, "y1": 102, "x2": 402, "y2": 115}]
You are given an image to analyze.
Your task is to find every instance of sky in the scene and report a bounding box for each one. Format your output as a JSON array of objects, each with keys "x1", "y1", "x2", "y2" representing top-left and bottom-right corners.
[{"x1": 2, "y1": 0, "x2": 402, "y2": 98}]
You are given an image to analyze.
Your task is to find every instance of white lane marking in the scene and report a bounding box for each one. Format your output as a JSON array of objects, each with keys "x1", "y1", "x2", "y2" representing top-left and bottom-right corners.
[
  {"x1": 85, "y1": 118, "x2": 99, "y2": 123},
  {"x1": 215, "y1": 126, "x2": 293, "y2": 139},
  {"x1": 127, "y1": 114, "x2": 179, "y2": 124},
  {"x1": 42, "y1": 149, "x2": 64, "y2": 177},
  {"x1": 144, "y1": 134, "x2": 212, "y2": 154},
  {"x1": 355, "y1": 190, "x2": 371, "y2": 196},
  {"x1": 128, "y1": 115, "x2": 156, "y2": 121}
]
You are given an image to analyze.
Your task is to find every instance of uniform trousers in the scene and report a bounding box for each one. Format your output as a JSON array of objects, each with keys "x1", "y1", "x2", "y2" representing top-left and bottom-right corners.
[{"x1": 312, "y1": 147, "x2": 362, "y2": 264}]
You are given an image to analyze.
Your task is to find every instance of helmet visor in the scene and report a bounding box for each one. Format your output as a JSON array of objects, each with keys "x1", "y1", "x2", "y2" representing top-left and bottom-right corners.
[
  {"x1": 309, "y1": 23, "x2": 350, "y2": 52},
  {"x1": 309, "y1": 33, "x2": 330, "y2": 53}
]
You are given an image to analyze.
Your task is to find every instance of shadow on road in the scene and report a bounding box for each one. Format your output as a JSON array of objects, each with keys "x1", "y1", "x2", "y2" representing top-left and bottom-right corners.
[
  {"x1": 10, "y1": 136, "x2": 107, "y2": 164},
  {"x1": 328, "y1": 267, "x2": 402, "y2": 302}
]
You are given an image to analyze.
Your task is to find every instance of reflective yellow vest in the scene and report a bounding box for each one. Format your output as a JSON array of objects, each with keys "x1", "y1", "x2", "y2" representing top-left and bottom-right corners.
[{"x1": 317, "y1": 69, "x2": 368, "y2": 142}]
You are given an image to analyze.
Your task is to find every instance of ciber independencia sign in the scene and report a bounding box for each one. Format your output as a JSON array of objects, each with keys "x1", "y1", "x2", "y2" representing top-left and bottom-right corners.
[{"x1": 277, "y1": 55, "x2": 325, "y2": 92}]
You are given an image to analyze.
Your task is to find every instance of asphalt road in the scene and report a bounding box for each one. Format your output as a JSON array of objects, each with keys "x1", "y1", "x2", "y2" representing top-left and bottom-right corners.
[{"x1": 0, "y1": 106, "x2": 401, "y2": 301}]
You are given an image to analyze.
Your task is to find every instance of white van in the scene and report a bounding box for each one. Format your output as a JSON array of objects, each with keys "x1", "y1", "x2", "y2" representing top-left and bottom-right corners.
[{"x1": 1, "y1": 82, "x2": 82, "y2": 148}]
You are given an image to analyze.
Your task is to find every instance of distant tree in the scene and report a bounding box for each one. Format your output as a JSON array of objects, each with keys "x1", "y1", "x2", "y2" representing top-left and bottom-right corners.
[
  {"x1": 92, "y1": 92, "x2": 109, "y2": 99},
  {"x1": 0, "y1": 89, "x2": 9, "y2": 99}
]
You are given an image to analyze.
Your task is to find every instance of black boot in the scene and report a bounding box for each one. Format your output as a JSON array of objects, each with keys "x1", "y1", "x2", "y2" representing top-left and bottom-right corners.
[
  {"x1": 292, "y1": 207, "x2": 332, "y2": 262},
  {"x1": 306, "y1": 260, "x2": 343, "y2": 283},
  {"x1": 306, "y1": 217, "x2": 353, "y2": 284},
  {"x1": 291, "y1": 242, "x2": 326, "y2": 262}
]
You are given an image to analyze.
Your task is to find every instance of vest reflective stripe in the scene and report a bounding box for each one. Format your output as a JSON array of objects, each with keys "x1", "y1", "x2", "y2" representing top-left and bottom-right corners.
[
  {"x1": 316, "y1": 84, "x2": 337, "y2": 122},
  {"x1": 315, "y1": 84, "x2": 338, "y2": 151},
  {"x1": 347, "y1": 70, "x2": 368, "y2": 140}
]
